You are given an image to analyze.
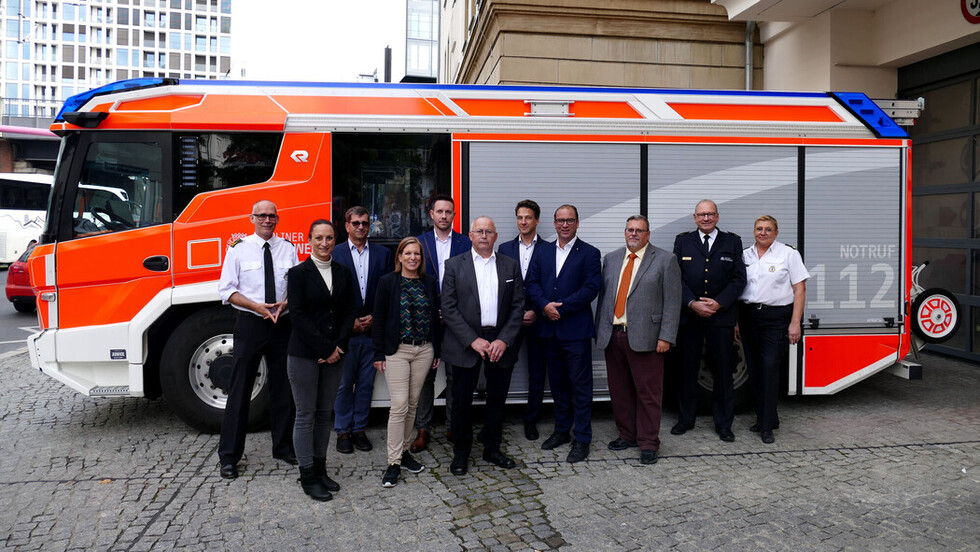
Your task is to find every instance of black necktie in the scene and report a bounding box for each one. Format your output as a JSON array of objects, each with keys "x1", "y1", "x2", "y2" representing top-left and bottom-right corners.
[
  {"x1": 263, "y1": 242, "x2": 275, "y2": 304},
  {"x1": 703, "y1": 234, "x2": 710, "y2": 252}
]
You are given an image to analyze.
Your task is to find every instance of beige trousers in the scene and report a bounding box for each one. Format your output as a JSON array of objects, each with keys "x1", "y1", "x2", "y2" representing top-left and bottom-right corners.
[{"x1": 384, "y1": 342, "x2": 434, "y2": 465}]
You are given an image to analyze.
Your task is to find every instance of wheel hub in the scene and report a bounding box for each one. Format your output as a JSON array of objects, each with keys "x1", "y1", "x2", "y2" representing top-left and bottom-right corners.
[{"x1": 187, "y1": 333, "x2": 266, "y2": 409}]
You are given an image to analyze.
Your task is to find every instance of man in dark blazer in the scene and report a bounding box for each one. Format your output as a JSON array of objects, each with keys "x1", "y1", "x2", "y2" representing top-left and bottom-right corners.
[
  {"x1": 526, "y1": 204, "x2": 602, "y2": 463},
  {"x1": 331, "y1": 206, "x2": 393, "y2": 454},
  {"x1": 441, "y1": 216, "x2": 524, "y2": 475},
  {"x1": 595, "y1": 215, "x2": 681, "y2": 465},
  {"x1": 411, "y1": 194, "x2": 472, "y2": 452},
  {"x1": 671, "y1": 199, "x2": 746, "y2": 442},
  {"x1": 496, "y1": 199, "x2": 548, "y2": 441}
]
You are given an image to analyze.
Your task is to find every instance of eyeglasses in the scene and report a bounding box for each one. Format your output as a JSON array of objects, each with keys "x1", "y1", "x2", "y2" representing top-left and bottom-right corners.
[
  {"x1": 471, "y1": 229, "x2": 496, "y2": 236},
  {"x1": 624, "y1": 228, "x2": 648, "y2": 235},
  {"x1": 348, "y1": 220, "x2": 370, "y2": 227},
  {"x1": 694, "y1": 212, "x2": 717, "y2": 219},
  {"x1": 555, "y1": 218, "x2": 577, "y2": 226},
  {"x1": 251, "y1": 213, "x2": 279, "y2": 221}
]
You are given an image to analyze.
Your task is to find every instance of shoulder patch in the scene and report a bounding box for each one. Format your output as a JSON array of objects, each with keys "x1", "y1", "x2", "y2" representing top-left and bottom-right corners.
[{"x1": 228, "y1": 238, "x2": 243, "y2": 248}]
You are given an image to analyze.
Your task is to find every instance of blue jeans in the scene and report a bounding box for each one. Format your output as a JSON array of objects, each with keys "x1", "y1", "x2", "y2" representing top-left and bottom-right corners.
[{"x1": 333, "y1": 335, "x2": 377, "y2": 433}]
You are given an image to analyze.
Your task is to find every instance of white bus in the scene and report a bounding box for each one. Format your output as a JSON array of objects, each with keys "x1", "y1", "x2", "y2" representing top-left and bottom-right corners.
[{"x1": 0, "y1": 173, "x2": 53, "y2": 264}]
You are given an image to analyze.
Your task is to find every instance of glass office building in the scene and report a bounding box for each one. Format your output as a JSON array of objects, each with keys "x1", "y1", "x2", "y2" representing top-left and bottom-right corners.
[{"x1": 1, "y1": 0, "x2": 232, "y2": 119}]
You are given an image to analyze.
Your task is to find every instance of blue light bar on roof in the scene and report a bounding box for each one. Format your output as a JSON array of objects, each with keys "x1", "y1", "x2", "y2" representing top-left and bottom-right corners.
[
  {"x1": 55, "y1": 78, "x2": 173, "y2": 122},
  {"x1": 830, "y1": 92, "x2": 908, "y2": 139}
]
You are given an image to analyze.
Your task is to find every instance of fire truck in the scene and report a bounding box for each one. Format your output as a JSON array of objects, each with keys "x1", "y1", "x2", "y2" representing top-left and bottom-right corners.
[{"x1": 26, "y1": 78, "x2": 957, "y2": 433}]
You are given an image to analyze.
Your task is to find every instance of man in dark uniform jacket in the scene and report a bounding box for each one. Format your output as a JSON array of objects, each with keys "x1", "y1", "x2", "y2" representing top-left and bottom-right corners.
[{"x1": 671, "y1": 199, "x2": 746, "y2": 442}]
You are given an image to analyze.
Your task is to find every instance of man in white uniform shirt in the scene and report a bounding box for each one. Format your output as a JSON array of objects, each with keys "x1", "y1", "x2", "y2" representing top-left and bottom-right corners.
[{"x1": 216, "y1": 200, "x2": 299, "y2": 480}]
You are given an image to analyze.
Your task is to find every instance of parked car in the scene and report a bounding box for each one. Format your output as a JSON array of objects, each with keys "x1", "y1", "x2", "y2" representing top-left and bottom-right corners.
[{"x1": 5, "y1": 241, "x2": 37, "y2": 313}]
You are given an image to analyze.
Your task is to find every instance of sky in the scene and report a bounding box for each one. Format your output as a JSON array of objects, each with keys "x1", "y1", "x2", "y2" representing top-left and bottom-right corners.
[{"x1": 231, "y1": 0, "x2": 408, "y2": 83}]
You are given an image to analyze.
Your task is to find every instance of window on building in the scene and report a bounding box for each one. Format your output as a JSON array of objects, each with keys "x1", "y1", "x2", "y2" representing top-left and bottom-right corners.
[
  {"x1": 220, "y1": 16, "x2": 230, "y2": 33},
  {"x1": 195, "y1": 35, "x2": 205, "y2": 51},
  {"x1": 118, "y1": 8, "x2": 129, "y2": 25},
  {"x1": 144, "y1": 11, "x2": 155, "y2": 27}
]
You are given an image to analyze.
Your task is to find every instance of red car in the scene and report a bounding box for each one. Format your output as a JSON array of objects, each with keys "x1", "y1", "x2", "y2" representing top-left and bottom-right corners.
[{"x1": 5, "y1": 242, "x2": 36, "y2": 313}]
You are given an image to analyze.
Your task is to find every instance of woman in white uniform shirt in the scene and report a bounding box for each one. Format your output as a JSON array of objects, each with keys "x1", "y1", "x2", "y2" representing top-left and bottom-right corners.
[{"x1": 738, "y1": 215, "x2": 809, "y2": 444}]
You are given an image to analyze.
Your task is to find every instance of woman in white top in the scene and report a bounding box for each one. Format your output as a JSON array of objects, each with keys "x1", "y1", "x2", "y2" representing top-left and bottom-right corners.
[{"x1": 738, "y1": 215, "x2": 809, "y2": 445}]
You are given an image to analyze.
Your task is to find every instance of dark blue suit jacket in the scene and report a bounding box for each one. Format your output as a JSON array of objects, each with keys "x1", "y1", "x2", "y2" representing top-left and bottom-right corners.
[
  {"x1": 672, "y1": 229, "x2": 747, "y2": 327},
  {"x1": 497, "y1": 235, "x2": 546, "y2": 311},
  {"x1": 525, "y1": 237, "x2": 602, "y2": 340},
  {"x1": 417, "y1": 230, "x2": 471, "y2": 283},
  {"x1": 331, "y1": 240, "x2": 393, "y2": 318}
]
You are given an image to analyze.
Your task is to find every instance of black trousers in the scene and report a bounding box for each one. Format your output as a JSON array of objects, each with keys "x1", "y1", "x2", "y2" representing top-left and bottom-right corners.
[
  {"x1": 738, "y1": 303, "x2": 792, "y2": 432},
  {"x1": 677, "y1": 320, "x2": 735, "y2": 431},
  {"x1": 451, "y1": 327, "x2": 515, "y2": 455},
  {"x1": 516, "y1": 322, "x2": 547, "y2": 424},
  {"x1": 218, "y1": 312, "x2": 296, "y2": 465}
]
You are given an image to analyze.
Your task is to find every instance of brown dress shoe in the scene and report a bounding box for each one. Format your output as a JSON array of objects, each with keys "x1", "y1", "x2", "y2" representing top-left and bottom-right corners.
[{"x1": 409, "y1": 429, "x2": 430, "y2": 453}]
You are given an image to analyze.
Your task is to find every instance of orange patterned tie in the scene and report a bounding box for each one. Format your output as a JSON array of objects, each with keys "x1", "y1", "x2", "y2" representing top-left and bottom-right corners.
[{"x1": 614, "y1": 253, "x2": 637, "y2": 319}]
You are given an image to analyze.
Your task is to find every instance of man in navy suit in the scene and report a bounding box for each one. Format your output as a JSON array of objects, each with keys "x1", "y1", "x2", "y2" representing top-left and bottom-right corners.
[
  {"x1": 410, "y1": 194, "x2": 472, "y2": 452},
  {"x1": 332, "y1": 206, "x2": 393, "y2": 454},
  {"x1": 671, "y1": 199, "x2": 746, "y2": 442},
  {"x1": 497, "y1": 199, "x2": 548, "y2": 441},
  {"x1": 526, "y1": 204, "x2": 601, "y2": 463}
]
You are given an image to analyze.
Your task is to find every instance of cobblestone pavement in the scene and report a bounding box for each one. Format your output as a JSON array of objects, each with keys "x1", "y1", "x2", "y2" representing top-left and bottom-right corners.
[{"x1": 1, "y1": 348, "x2": 978, "y2": 551}]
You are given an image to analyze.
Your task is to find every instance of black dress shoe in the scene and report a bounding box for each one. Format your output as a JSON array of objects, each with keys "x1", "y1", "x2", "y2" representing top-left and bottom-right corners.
[
  {"x1": 450, "y1": 454, "x2": 468, "y2": 475},
  {"x1": 541, "y1": 432, "x2": 571, "y2": 450},
  {"x1": 761, "y1": 430, "x2": 775, "y2": 444},
  {"x1": 608, "y1": 437, "x2": 638, "y2": 451},
  {"x1": 353, "y1": 431, "x2": 373, "y2": 452},
  {"x1": 219, "y1": 464, "x2": 238, "y2": 480},
  {"x1": 524, "y1": 422, "x2": 539, "y2": 441},
  {"x1": 274, "y1": 452, "x2": 298, "y2": 465},
  {"x1": 670, "y1": 422, "x2": 694, "y2": 435},
  {"x1": 483, "y1": 449, "x2": 517, "y2": 469},
  {"x1": 336, "y1": 433, "x2": 354, "y2": 454},
  {"x1": 749, "y1": 422, "x2": 779, "y2": 433},
  {"x1": 717, "y1": 428, "x2": 735, "y2": 442},
  {"x1": 566, "y1": 440, "x2": 590, "y2": 463},
  {"x1": 640, "y1": 450, "x2": 659, "y2": 465}
]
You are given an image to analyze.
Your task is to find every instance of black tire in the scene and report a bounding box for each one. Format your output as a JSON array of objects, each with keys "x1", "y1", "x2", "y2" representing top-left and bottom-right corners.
[
  {"x1": 911, "y1": 288, "x2": 961, "y2": 344},
  {"x1": 12, "y1": 299, "x2": 36, "y2": 313},
  {"x1": 159, "y1": 306, "x2": 270, "y2": 434}
]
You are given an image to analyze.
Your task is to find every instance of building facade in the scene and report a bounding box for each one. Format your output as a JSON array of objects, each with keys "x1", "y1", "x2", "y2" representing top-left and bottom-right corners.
[
  {"x1": 1, "y1": 0, "x2": 232, "y2": 121},
  {"x1": 441, "y1": 0, "x2": 761, "y2": 88}
]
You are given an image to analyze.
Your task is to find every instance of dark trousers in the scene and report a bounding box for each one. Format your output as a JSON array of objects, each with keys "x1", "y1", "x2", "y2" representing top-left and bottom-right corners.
[
  {"x1": 604, "y1": 330, "x2": 665, "y2": 451},
  {"x1": 451, "y1": 327, "x2": 515, "y2": 454},
  {"x1": 545, "y1": 337, "x2": 593, "y2": 443},
  {"x1": 287, "y1": 355, "x2": 343, "y2": 468},
  {"x1": 738, "y1": 303, "x2": 792, "y2": 432},
  {"x1": 415, "y1": 326, "x2": 450, "y2": 432},
  {"x1": 677, "y1": 320, "x2": 735, "y2": 431},
  {"x1": 333, "y1": 334, "x2": 376, "y2": 433},
  {"x1": 518, "y1": 323, "x2": 547, "y2": 424},
  {"x1": 219, "y1": 312, "x2": 296, "y2": 466}
]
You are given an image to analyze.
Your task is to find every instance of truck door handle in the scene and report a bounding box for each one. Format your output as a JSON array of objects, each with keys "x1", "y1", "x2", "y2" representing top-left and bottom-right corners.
[{"x1": 143, "y1": 255, "x2": 170, "y2": 272}]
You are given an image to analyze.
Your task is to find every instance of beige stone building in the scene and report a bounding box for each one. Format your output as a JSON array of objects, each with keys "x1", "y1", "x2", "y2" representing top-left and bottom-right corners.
[{"x1": 441, "y1": 0, "x2": 762, "y2": 89}]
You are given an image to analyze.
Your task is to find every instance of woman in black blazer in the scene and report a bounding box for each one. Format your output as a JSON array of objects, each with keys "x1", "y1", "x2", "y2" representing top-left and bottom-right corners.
[
  {"x1": 286, "y1": 219, "x2": 356, "y2": 501},
  {"x1": 372, "y1": 236, "x2": 441, "y2": 488}
]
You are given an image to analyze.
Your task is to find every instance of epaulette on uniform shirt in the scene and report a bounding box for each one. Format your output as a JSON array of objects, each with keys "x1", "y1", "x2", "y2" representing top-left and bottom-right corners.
[{"x1": 229, "y1": 238, "x2": 243, "y2": 248}]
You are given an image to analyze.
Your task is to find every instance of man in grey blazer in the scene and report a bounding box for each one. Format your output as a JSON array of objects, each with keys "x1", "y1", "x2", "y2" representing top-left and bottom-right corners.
[
  {"x1": 595, "y1": 215, "x2": 682, "y2": 465},
  {"x1": 441, "y1": 216, "x2": 525, "y2": 475}
]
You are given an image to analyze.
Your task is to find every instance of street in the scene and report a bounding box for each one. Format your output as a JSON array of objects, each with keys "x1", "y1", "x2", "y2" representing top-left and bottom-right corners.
[
  {"x1": 0, "y1": 347, "x2": 977, "y2": 551},
  {"x1": 0, "y1": 268, "x2": 40, "y2": 355}
]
